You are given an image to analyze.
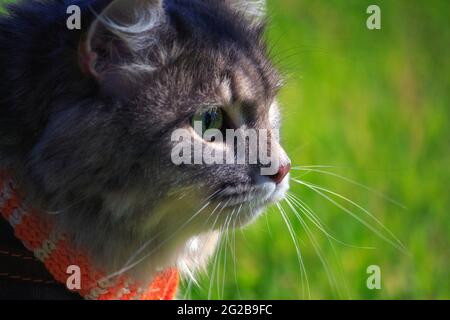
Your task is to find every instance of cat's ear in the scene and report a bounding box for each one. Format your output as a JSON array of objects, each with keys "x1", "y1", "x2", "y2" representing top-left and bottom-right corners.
[
  {"x1": 225, "y1": 0, "x2": 267, "y2": 21},
  {"x1": 79, "y1": 0, "x2": 164, "y2": 79}
]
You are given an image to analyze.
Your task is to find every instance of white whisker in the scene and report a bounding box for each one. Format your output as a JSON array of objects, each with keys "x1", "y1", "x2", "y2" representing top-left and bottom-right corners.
[
  {"x1": 292, "y1": 167, "x2": 406, "y2": 209},
  {"x1": 284, "y1": 196, "x2": 341, "y2": 298},
  {"x1": 286, "y1": 193, "x2": 375, "y2": 250},
  {"x1": 291, "y1": 178, "x2": 408, "y2": 253},
  {"x1": 276, "y1": 202, "x2": 311, "y2": 299}
]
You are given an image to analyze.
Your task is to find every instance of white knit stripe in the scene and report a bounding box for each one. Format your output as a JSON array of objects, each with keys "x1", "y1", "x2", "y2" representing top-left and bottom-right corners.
[
  {"x1": 85, "y1": 287, "x2": 105, "y2": 300},
  {"x1": 115, "y1": 278, "x2": 133, "y2": 299},
  {"x1": 0, "y1": 179, "x2": 30, "y2": 229},
  {"x1": 0, "y1": 179, "x2": 13, "y2": 209},
  {"x1": 8, "y1": 204, "x2": 28, "y2": 227},
  {"x1": 85, "y1": 276, "x2": 119, "y2": 300},
  {"x1": 85, "y1": 285, "x2": 109, "y2": 300},
  {"x1": 87, "y1": 277, "x2": 142, "y2": 300},
  {"x1": 33, "y1": 230, "x2": 60, "y2": 262}
]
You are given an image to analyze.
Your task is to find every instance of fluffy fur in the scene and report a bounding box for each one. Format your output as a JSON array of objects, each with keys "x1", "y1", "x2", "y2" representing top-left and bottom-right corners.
[{"x1": 0, "y1": 0, "x2": 289, "y2": 282}]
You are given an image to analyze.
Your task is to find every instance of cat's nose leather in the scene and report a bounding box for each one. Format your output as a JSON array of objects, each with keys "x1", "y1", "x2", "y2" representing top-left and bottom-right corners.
[{"x1": 270, "y1": 163, "x2": 291, "y2": 184}]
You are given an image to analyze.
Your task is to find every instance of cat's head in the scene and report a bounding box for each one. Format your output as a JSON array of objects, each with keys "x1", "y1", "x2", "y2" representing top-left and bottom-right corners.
[{"x1": 24, "y1": 0, "x2": 290, "y2": 274}]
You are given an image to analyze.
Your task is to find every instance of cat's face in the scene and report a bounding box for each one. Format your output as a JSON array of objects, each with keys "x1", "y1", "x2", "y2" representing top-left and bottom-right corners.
[{"x1": 26, "y1": 0, "x2": 290, "y2": 272}]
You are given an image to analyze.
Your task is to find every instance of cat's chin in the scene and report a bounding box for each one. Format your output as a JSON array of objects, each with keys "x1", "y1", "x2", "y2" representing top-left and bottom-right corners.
[
  {"x1": 143, "y1": 177, "x2": 290, "y2": 281},
  {"x1": 107, "y1": 176, "x2": 289, "y2": 282}
]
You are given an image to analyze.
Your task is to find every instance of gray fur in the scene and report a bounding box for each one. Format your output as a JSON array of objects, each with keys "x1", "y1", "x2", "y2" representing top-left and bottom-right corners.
[{"x1": 0, "y1": 0, "x2": 288, "y2": 282}]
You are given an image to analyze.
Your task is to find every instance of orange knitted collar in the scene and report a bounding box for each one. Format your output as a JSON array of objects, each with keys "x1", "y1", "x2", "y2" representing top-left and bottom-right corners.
[{"x1": 0, "y1": 171, "x2": 178, "y2": 300}]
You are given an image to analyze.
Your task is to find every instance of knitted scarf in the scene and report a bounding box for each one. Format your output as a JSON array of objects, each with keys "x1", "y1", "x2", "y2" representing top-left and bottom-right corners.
[{"x1": 0, "y1": 171, "x2": 178, "y2": 300}]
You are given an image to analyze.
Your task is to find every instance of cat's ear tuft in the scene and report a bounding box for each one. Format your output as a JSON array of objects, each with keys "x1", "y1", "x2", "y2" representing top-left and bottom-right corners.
[
  {"x1": 225, "y1": 0, "x2": 267, "y2": 21},
  {"x1": 79, "y1": 0, "x2": 165, "y2": 79}
]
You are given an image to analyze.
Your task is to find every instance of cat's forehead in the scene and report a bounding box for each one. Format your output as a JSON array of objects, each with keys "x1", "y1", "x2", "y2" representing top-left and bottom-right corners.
[
  {"x1": 142, "y1": 42, "x2": 281, "y2": 116},
  {"x1": 166, "y1": 0, "x2": 281, "y2": 105},
  {"x1": 217, "y1": 67, "x2": 280, "y2": 114},
  {"x1": 193, "y1": 47, "x2": 281, "y2": 109},
  {"x1": 130, "y1": 0, "x2": 282, "y2": 120}
]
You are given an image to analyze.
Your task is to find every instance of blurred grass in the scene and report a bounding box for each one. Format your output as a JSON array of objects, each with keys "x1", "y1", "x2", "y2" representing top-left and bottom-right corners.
[
  {"x1": 186, "y1": 0, "x2": 449, "y2": 299},
  {"x1": 1, "y1": 0, "x2": 448, "y2": 299}
]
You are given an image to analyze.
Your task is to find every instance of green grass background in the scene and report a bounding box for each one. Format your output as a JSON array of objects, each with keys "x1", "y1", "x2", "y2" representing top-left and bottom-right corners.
[
  {"x1": 185, "y1": 0, "x2": 450, "y2": 299},
  {"x1": 1, "y1": 0, "x2": 448, "y2": 299}
]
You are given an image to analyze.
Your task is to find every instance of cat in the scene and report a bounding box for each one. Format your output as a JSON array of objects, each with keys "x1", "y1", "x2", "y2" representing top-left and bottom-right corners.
[{"x1": 0, "y1": 0, "x2": 290, "y2": 285}]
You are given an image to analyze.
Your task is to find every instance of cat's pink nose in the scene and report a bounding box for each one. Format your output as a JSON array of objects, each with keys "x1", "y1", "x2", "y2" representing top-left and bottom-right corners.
[{"x1": 270, "y1": 163, "x2": 291, "y2": 184}]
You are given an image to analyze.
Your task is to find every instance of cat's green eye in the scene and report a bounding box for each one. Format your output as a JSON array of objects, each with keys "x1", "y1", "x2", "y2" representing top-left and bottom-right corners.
[{"x1": 191, "y1": 108, "x2": 224, "y2": 135}]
